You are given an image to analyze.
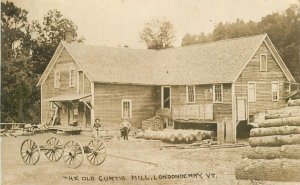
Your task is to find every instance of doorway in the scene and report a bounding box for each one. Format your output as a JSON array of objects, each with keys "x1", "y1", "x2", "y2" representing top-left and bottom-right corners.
[{"x1": 161, "y1": 86, "x2": 171, "y2": 109}]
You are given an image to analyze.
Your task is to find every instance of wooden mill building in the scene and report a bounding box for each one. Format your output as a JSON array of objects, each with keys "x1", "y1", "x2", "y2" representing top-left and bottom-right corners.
[{"x1": 37, "y1": 34, "x2": 296, "y2": 142}]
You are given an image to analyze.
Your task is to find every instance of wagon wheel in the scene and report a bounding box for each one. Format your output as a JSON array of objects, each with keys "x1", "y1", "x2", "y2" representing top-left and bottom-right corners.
[
  {"x1": 45, "y1": 137, "x2": 63, "y2": 162},
  {"x1": 20, "y1": 139, "x2": 40, "y2": 165},
  {"x1": 86, "y1": 139, "x2": 106, "y2": 165},
  {"x1": 63, "y1": 140, "x2": 84, "y2": 168}
]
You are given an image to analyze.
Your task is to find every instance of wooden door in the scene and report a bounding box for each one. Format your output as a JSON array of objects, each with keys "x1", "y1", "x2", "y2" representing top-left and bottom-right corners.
[
  {"x1": 237, "y1": 98, "x2": 246, "y2": 121},
  {"x1": 161, "y1": 86, "x2": 171, "y2": 109}
]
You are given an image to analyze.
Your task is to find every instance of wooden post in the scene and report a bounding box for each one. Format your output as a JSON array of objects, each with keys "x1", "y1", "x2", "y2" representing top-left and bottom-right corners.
[{"x1": 217, "y1": 121, "x2": 225, "y2": 142}]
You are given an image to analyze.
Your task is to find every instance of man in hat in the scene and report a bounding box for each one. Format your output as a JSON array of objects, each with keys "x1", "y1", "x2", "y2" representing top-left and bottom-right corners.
[{"x1": 120, "y1": 119, "x2": 131, "y2": 140}]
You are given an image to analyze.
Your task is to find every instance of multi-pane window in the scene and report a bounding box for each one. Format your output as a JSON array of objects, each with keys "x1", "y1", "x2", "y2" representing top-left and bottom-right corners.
[
  {"x1": 54, "y1": 70, "x2": 60, "y2": 88},
  {"x1": 186, "y1": 85, "x2": 195, "y2": 103},
  {"x1": 213, "y1": 84, "x2": 223, "y2": 103},
  {"x1": 69, "y1": 68, "x2": 76, "y2": 87},
  {"x1": 260, "y1": 54, "x2": 267, "y2": 71},
  {"x1": 248, "y1": 82, "x2": 256, "y2": 102},
  {"x1": 272, "y1": 82, "x2": 279, "y2": 101},
  {"x1": 122, "y1": 99, "x2": 132, "y2": 118}
]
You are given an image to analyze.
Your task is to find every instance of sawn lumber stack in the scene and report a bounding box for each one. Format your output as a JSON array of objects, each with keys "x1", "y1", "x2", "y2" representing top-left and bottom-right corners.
[{"x1": 235, "y1": 99, "x2": 300, "y2": 182}]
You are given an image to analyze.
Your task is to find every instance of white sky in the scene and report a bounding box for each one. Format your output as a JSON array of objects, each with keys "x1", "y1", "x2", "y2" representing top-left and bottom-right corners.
[{"x1": 9, "y1": 0, "x2": 298, "y2": 48}]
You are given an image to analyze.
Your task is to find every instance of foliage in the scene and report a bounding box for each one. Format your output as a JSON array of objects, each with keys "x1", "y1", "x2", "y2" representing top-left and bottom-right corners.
[
  {"x1": 140, "y1": 18, "x2": 175, "y2": 50},
  {"x1": 31, "y1": 9, "x2": 85, "y2": 74},
  {"x1": 1, "y1": 2, "x2": 83, "y2": 123},
  {"x1": 181, "y1": 4, "x2": 300, "y2": 81},
  {"x1": 1, "y1": 1, "x2": 39, "y2": 123}
]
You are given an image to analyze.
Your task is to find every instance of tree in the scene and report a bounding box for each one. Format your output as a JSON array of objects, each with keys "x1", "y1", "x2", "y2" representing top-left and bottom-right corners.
[
  {"x1": 1, "y1": 1, "x2": 38, "y2": 123},
  {"x1": 1, "y1": 3, "x2": 84, "y2": 123},
  {"x1": 181, "y1": 3, "x2": 300, "y2": 81},
  {"x1": 31, "y1": 9, "x2": 84, "y2": 74},
  {"x1": 140, "y1": 18, "x2": 175, "y2": 50}
]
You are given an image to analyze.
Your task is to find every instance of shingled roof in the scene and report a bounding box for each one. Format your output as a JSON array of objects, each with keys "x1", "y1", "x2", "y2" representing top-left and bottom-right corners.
[{"x1": 38, "y1": 34, "x2": 295, "y2": 86}]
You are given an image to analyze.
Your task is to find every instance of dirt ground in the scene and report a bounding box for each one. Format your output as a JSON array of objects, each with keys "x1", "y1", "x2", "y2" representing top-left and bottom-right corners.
[{"x1": 1, "y1": 133, "x2": 298, "y2": 185}]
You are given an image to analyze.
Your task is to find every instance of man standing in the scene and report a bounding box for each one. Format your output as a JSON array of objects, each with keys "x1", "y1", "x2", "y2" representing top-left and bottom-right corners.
[{"x1": 120, "y1": 120, "x2": 131, "y2": 140}]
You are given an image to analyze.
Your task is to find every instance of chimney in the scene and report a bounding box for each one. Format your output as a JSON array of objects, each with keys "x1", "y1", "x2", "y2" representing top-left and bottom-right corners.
[{"x1": 65, "y1": 30, "x2": 74, "y2": 43}]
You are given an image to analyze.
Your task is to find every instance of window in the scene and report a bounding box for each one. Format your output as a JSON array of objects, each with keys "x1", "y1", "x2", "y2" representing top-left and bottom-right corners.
[
  {"x1": 213, "y1": 84, "x2": 223, "y2": 103},
  {"x1": 69, "y1": 68, "x2": 76, "y2": 87},
  {"x1": 249, "y1": 115, "x2": 254, "y2": 123},
  {"x1": 248, "y1": 82, "x2": 256, "y2": 102},
  {"x1": 186, "y1": 86, "x2": 195, "y2": 103},
  {"x1": 271, "y1": 82, "x2": 279, "y2": 101},
  {"x1": 122, "y1": 99, "x2": 132, "y2": 118},
  {"x1": 260, "y1": 54, "x2": 267, "y2": 71},
  {"x1": 165, "y1": 118, "x2": 173, "y2": 128},
  {"x1": 54, "y1": 70, "x2": 60, "y2": 88}
]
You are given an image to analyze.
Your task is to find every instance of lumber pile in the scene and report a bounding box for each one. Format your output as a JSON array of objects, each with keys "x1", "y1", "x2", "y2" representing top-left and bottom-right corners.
[
  {"x1": 141, "y1": 116, "x2": 164, "y2": 131},
  {"x1": 235, "y1": 99, "x2": 300, "y2": 182},
  {"x1": 135, "y1": 129, "x2": 215, "y2": 143},
  {"x1": 160, "y1": 139, "x2": 248, "y2": 150}
]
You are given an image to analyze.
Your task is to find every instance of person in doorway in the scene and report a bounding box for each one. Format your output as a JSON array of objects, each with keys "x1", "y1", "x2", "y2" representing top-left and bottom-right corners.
[
  {"x1": 93, "y1": 118, "x2": 102, "y2": 138},
  {"x1": 120, "y1": 119, "x2": 131, "y2": 140}
]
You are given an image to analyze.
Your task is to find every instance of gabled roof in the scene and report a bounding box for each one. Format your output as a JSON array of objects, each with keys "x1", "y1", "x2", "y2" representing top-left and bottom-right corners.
[{"x1": 37, "y1": 34, "x2": 295, "y2": 86}]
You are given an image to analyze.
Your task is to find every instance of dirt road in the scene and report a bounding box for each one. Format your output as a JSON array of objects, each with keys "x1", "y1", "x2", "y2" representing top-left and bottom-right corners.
[{"x1": 0, "y1": 133, "x2": 264, "y2": 185}]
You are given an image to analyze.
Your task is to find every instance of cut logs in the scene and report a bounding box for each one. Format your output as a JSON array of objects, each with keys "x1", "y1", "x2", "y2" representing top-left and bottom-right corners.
[
  {"x1": 235, "y1": 159, "x2": 300, "y2": 181},
  {"x1": 250, "y1": 126, "x2": 300, "y2": 137},
  {"x1": 242, "y1": 145, "x2": 300, "y2": 159},
  {"x1": 235, "y1": 99, "x2": 300, "y2": 182},
  {"x1": 135, "y1": 129, "x2": 215, "y2": 143},
  {"x1": 258, "y1": 116, "x2": 300, "y2": 128},
  {"x1": 249, "y1": 134, "x2": 300, "y2": 147},
  {"x1": 265, "y1": 106, "x2": 300, "y2": 119}
]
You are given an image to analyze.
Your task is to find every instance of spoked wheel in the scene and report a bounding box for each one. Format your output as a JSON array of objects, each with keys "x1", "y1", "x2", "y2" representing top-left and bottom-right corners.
[
  {"x1": 86, "y1": 139, "x2": 106, "y2": 165},
  {"x1": 63, "y1": 140, "x2": 84, "y2": 168},
  {"x1": 45, "y1": 137, "x2": 63, "y2": 162},
  {"x1": 20, "y1": 139, "x2": 41, "y2": 165}
]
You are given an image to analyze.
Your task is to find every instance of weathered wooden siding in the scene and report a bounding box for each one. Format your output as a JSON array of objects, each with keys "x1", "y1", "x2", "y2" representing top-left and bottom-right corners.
[
  {"x1": 41, "y1": 49, "x2": 90, "y2": 127},
  {"x1": 166, "y1": 84, "x2": 233, "y2": 123},
  {"x1": 235, "y1": 42, "x2": 289, "y2": 117},
  {"x1": 157, "y1": 84, "x2": 234, "y2": 141},
  {"x1": 94, "y1": 84, "x2": 158, "y2": 128},
  {"x1": 84, "y1": 74, "x2": 91, "y2": 94}
]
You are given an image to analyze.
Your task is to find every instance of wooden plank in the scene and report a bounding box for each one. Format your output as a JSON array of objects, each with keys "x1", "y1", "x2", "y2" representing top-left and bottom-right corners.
[
  {"x1": 204, "y1": 104, "x2": 213, "y2": 120},
  {"x1": 217, "y1": 122, "x2": 225, "y2": 142}
]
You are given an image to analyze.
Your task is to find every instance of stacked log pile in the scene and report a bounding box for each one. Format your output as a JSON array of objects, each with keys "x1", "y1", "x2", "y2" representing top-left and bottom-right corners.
[
  {"x1": 135, "y1": 129, "x2": 215, "y2": 143},
  {"x1": 141, "y1": 116, "x2": 164, "y2": 131},
  {"x1": 235, "y1": 99, "x2": 300, "y2": 182}
]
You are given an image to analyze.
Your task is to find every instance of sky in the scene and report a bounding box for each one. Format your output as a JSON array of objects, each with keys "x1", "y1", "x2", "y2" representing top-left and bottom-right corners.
[{"x1": 9, "y1": 0, "x2": 298, "y2": 48}]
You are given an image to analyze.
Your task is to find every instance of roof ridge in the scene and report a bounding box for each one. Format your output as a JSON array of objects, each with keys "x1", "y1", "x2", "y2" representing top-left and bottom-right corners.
[
  {"x1": 180, "y1": 33, "x2": 267, "y2": 48},
  {"x1": 62, "y1": 41, "x2": 153, "y2": 52},
  {"x1": 62, "y1": 33, "x2": 267, "y2": 51}
]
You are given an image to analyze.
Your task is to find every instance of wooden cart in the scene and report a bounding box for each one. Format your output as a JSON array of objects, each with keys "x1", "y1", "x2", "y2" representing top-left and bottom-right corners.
[{"x1": 20, "y1": 137, "x2": 106, "y2": 168}]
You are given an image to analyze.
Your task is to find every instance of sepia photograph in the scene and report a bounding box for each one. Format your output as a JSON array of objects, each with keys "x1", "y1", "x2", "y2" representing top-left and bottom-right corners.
[{"x1": 1, "y1": 0, "x2": 300, "y2": 184}]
